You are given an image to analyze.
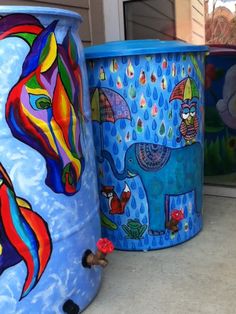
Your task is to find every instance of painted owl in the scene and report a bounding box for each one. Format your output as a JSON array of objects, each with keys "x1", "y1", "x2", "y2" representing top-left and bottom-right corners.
[{"x1": 179, "y1": 103, "x2": 199, "y2": 144}]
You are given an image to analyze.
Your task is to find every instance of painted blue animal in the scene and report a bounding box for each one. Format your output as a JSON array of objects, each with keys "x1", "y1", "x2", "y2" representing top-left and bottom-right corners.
[{"x1": 102, "y1": 142, "x2": 203, "y2": 234}]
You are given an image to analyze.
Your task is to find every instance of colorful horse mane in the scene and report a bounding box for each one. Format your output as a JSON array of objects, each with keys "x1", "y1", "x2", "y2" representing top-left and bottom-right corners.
[
  {"x1": 0, "y1": 163, "x2": 52, "y2": 299},
  {"x1": 0, "y1": 14, "x2": 85, "y2": 196}
]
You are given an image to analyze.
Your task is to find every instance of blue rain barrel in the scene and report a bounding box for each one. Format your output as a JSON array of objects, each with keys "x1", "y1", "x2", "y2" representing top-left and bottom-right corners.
[
  {"x1": 0, "y1": 6, "x2": 101, "y2": 313},
  {"x1": 205, "y1": 45, "x2": 236, "y2": 178},
  {"x1": 85, "y1": 40, "x2": 208, "y2": 251}
]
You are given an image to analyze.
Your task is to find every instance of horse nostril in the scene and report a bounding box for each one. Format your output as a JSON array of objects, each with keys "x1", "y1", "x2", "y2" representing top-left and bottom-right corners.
[{"x1": 63, "y1": 299, "x2": 80, "y2": 314}]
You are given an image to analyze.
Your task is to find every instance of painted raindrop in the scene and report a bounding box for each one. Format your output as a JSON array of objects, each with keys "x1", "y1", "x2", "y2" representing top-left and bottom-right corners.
[
  {"x1": 151, "y1": 104, "x2": 158, "y2": 117},
  {"x1": 139, "y1": 69, "x2": 147, "y2": 85},
  {"x1": 131, "y1": 100, "x2": 138, "y2": 113},
  {"x1": 144, "y1": 110, "x2": 149, "y2": 120},
  {"x1": 104, "y1": 123, "x2": 111, "y2": 131},
  {"x1": 171, "y1": 63, "x2": 176, "y2": 76},
  {"x1": 162, "y1": 136, "x2": 167, "y2": 145},
  {"x1": 177, "y1": 64, "x2": 181, "y2": 76},
  {"x1": 135, "y1": 55, "x2": 140, "y2": 66},
  {"x1": 145, "y1": 61, "x2": 150, "y2": 72},
  {"x1": 135, "y1": 209, "x2": 140, "y2": 219},
  {"x1": 140, "y1": 94, "x2": 146, "y2": 108},
  {"x1": 116, "y1": 76, "x2": 123, "y2": 89},
  {"x1": 148, "y1": 99, "x2": 152, "y2": 108},
  {"x1": 159, "y1": 121, "x2": 165, "y2": 135},
  {"x1": 168, "y1": 79, "x2": 172, "y2": 93},
  {"x1": 123, "y1": 74, "x2": 128, "y2": 86},
  {"x1": 131, "y1": 118, "x2": 135, "y2": 127},
  {"x1": 126, "y1": 207, "x2": 130, "y2": 217},
  {"x1": 111, "y1": 125, "x2": 117, "y2": 136},
  {"x1": 132, "y1": 129, "x2": 137, "y2": 140},
  {"x1": 120, "y1": 119, "x2": 126, "y2": 129},
  {"x1": 171, "y1": 198, "x2": 175, "y2": 209},
  {"x1": 159, "y1": 93, "x2": 164, "y2": 107},
  {"x1": 153, "y1": 87, "x2": 158, "y2": 100},
  {"x1": 131, "y1": 197, "x2": 137, "y2": 209},
  {"x1": 145, "y1": 126, "x2": 151, "y2": 140},
  {"x1": 151, "y1": 71, "x2": 157, "y2": 83},
  {"x1": 131, "y1": 181, "x2": 137, "y2": 189},
  {"x1": 152, "y1": 119, "x2": 157, "y2": 130},
  {"x1": 146, "y1": 85, "x2": 151, "y2": 97},
  {"x1": 123, "y1": 89, "x2": 128, "y2": 98},
  {"x1": 109, "y1": 75, "x2": 114, "y2": 87},
  {"x1": 154, "y1": 134, "x2": 159, "y2": 143},
  {"x1": 167, "y1": 127, "x2": 173, "y2": 139},
  {"x1": 125, "y1": 131, "x2": 131, "y2": 142},
  {"x1": 129, "y1": 84, "x2": 136, "y2": 99},
  {"x1": 168, "y1": 109, "x2": 173, "y2": 119},
  {"x1": 157, "y1": 65, "x2": 162, "y2": 77},
  {"x1": 173, "y1": 112, "x2": 179, "y2": 126},
  {"x1": 112, "y1": 142, "x2": 119, "y2": 155},
  {"x1": 116, "y1": 216, "x2": 122, "y2": 226},
  {"x1": 142, "y1": 216, "x2": 148, "y2": 225},
  {"x1": 184, "y1": 205, "x2": 188, "y2": 218},
  {"x1": 110, "y1": 59, "x2": 118, "y2": 72},
  {"x1": 161, "y1": 76, "x2": 167, "y2": 90},
  {"x1": 137, "y1": 118, "x2": 143, "y2": 133},
  {"x1": 126, "y1": 59, "x2": 134, "y2": 78},
  {"x1": 166, "y1": 65, "x2": 170, "y2": 76},
  {"x1": 123, "y1": 142, "x2": 128, "y2": 151},
  {"x1": 160, "y1": 109, "x2": 164, "y2": 120},
  {"x1": 177, "y1": 196, "x2": 181, "y2": 205},
  {"x1": 162, "y1": 58, "x2": 167, "y2": 69},
  {"x1": 164, "y1": 99, "x2": 168, "y2": 111},
  {"x1": 99, "y1": 66, "x2": 106, "y2": 80},
  {"x1": 140, "y1": 203, "x2": 145, "y2": 213}
]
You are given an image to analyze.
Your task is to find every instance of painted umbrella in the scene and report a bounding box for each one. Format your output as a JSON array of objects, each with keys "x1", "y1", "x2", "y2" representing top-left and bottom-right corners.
[
  {"x1": 169, "y1": 77, "x2": 199, "y2": 102},
  {"x1": 91, "y1": 87, "x2": 131, "y2": 123}
]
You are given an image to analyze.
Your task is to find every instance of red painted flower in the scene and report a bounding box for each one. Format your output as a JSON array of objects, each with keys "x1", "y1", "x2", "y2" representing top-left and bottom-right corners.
[
  {"x1": 171, "y1": 209, "x2": 184, "y2": 222},
  {"x1": 96, "y1": 238, "x2": 114, "y2": 254}
]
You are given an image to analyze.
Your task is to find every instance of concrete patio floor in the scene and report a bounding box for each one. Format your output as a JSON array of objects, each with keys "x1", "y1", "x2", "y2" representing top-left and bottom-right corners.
[{"x1": 84, "y1": 195, "x2": 236, "y2": 314}]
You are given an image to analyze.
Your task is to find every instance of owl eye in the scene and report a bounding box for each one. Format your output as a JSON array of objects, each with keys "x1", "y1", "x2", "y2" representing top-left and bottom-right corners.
[
  {"x1": 29, "y1": 94, "x2": 52, "y2": 110},
  {"x1": 182, "y1": 112, "x2": 189, "y2": 119},
  {"x1": 190, "y1": 105, "x2": 196, "y2": 116}
]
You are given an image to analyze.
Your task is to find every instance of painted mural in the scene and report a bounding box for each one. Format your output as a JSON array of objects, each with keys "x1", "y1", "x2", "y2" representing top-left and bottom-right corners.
[
  {"x1": 88, "y1": 51, "x2": 205, "y2": 250},
  {"x1": 1, "y1": 13, "x2": 84, "y2": 196},
  {"x1": 205, "y1": 48, "x2": 236, "y2": 177},
  {"x1": 0, "y1": 10, "x2": 101, "y2": 313}
]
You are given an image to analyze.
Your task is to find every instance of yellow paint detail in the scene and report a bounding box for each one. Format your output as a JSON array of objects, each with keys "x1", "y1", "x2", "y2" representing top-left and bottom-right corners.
[
  {"x1": 50, "y1": 118, "x2": 81, "y2": 176},
  {"x1": 189, "y1": 53, "x2": 204, "y2": 85},
  {"x1": 91, "y1": 88, "x2": 100, "y2": 121},
  {"x1": 0, "y1": 244, "x2": 2, "y2": 255},
  {"x1": 21, "y1": 104, "x2": 58, "y2": 154},
  {"x1": 41, "y1": 34, "x2": 57, "y2": 73},
  {"x1": 25, "y1": 87, "x2": 50, "y2": 98},
  {"x1": 16, "y1": 197, "x2": 32, "y2": 210},
  {"x1": 183, "y1": 78, "x2": 192, "y2": 100}
]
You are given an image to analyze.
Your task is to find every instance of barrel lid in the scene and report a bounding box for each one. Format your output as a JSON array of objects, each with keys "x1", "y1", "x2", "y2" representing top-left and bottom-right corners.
[
  {"x1": 0, "y1": 5, "x2": 82, "y2": 21},
  {"x1": 85, "y1": 39, "x2": 208, "y2": 59},
  {"x1": 208, "y1": 44, "x2": 236, "y2": 56}
]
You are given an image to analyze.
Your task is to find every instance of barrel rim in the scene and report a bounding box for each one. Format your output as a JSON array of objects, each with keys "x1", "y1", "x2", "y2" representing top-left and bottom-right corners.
[{"x1": 0, "y1": 5, "x2": 82, "y2": 22}]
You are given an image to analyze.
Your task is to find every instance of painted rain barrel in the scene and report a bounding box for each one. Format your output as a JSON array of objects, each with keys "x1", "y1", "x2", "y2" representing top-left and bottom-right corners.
[
  {"x1": 0, "y1": 6, "x2": 101, "y2": 313},
  {"x1": 205, "y1": 45, "x2": 236, "y2": 180},
  {"x1": 85, "y1": 40, "x2": 208, "y2": 251}
]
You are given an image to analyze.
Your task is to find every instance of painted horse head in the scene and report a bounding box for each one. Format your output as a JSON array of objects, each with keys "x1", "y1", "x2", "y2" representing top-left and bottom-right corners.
[{"x1": 0, "y1": 14, "x2": 85, "y2": 195}]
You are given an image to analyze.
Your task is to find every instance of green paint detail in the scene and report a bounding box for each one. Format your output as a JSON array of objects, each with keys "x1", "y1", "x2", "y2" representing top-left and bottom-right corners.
[
  {"x1": 26, "y1": 75, "x2": 41, "y2": 89},
  {"x1": 101, "y1": 212, "x2": 117, "y2": 230},
  {"x1": 39, "y1": 34, "x2": 52, "y2": 64},
  {"x1": 159, "y1": 122, "x2": 165, "y2": 135},
  {"x1": 36, "y1": 96, "x2": 51, "y2": 110},
  {"x1": 122, "y1": 219, "x2": 147, "y2": 239},
  {"x1": 58, "y1": 55, "x2": 73, "y2": 103},
  {"x1": 69, "y1": 32, "x2": 78, "y2": 64},
  {"x1": 14, "y1": 33, "x2": 37, "y2": 46}
]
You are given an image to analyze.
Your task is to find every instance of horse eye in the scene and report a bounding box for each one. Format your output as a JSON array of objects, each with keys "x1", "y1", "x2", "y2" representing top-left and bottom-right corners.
[
  {"x1": 29, "y1": 94, "x2": 52, "y2": 110},
  {"x1": 128, "y1": 159, "x2": 133, "y2": 163}
]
